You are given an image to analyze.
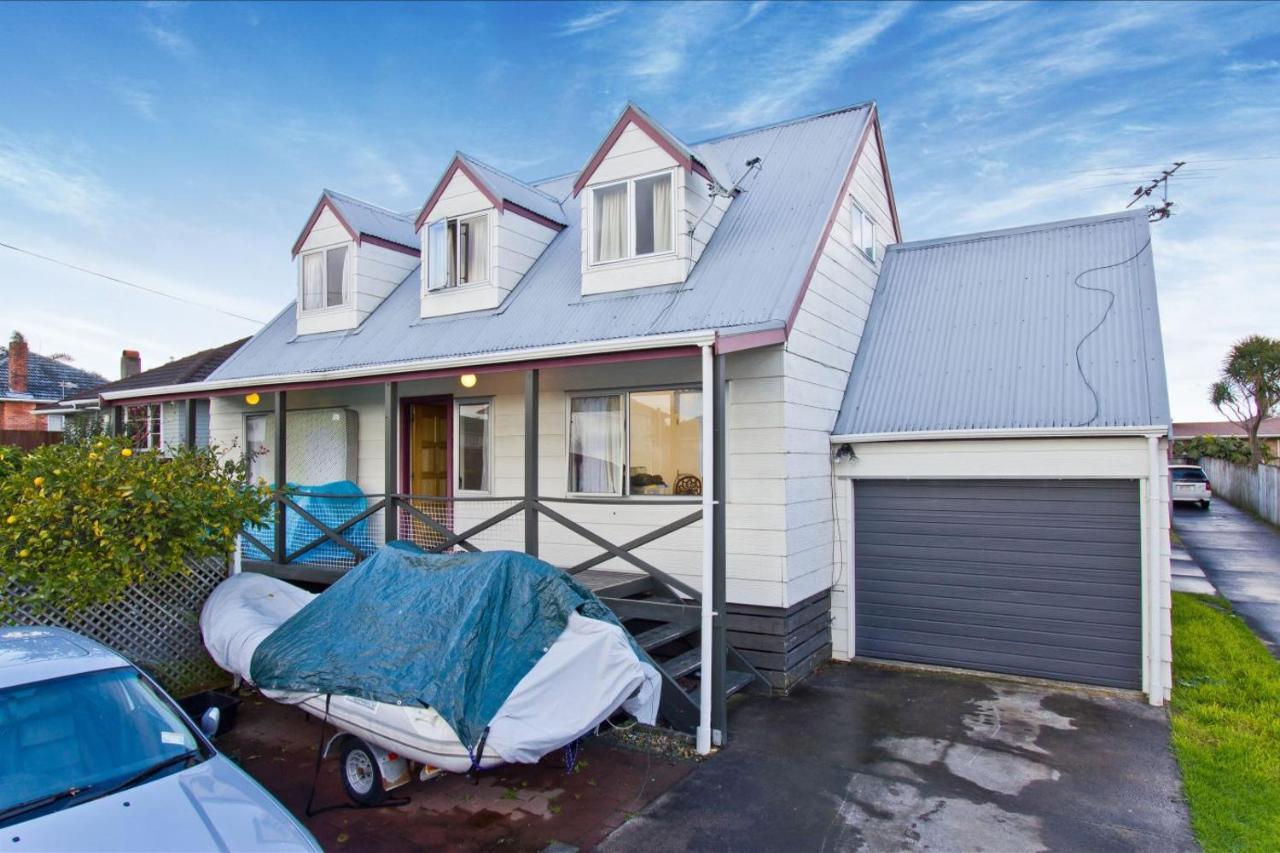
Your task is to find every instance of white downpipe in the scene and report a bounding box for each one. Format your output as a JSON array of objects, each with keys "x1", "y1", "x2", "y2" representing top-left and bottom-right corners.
[
  {"x1": 1146, "y1": 435, "x2": 1163, "y2": 705},
  {"x1": 232, "y1": 536, "x2": 243, "y2": 576},
  {"x1": 845, "y1": 481, "x2": 856, "y2": 661},
  {"x1": 697, "y1": 344, "x2": 714, "y2": 755}
]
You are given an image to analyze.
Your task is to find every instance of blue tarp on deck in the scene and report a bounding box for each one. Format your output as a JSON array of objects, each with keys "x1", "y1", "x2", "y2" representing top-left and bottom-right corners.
[
  {"x1": 242, "y1": 480, "x2": 377, "y2": 564},
  {"x1": 247, "y1": 545, "x2": 640, "y2": 750}
]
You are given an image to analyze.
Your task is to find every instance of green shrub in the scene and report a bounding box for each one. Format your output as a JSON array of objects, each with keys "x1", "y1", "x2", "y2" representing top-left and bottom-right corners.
[
  {"x1": 1174, "y1": 434, "x2": 1274, "y2": 466},
  {"x1": 0, "y1": 439, "x2": 269, "y2": 617}
]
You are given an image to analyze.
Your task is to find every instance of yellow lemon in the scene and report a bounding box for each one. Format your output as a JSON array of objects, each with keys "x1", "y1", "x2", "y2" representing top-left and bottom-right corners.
[
  {"x1": 5, "y1": 515, "x2": 15, "y2": 525},
  {"x1": 18, "y1": 549, "x2": 29, "y2": 558},
  {"x1": 32, "y1": 476, "x2": 44, "y2": 487},
  {"x1": 121, "y1": 448, "x2": 133, "y2": 458}
]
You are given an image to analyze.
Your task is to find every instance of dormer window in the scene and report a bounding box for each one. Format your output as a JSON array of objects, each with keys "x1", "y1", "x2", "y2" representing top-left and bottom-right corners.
[
  {"x1": 300, "y1": 245, "x2": 349, "y2": 310},
  {"x1": 426, "y1": 212, "x2": 490, "y2": 290},
  {"x1": 589, "y1": 171, "x2": 674, "y2": 265}
]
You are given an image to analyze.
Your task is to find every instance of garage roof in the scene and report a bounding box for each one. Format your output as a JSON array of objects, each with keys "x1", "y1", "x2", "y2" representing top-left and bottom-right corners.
[{"x1": 835, "y1": 210, "x2": 1170, "y2": 436}]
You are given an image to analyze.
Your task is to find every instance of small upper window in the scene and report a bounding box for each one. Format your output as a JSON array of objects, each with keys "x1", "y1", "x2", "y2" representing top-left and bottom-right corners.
[
  {"x1": 591, "y1": 171, "x2": 674, "y2": 265},
  {"x1": 426, "y1": 213, "x2": 489, "y2": 290},
  {"x1": 301, "y1": 245, "x2": 349, "y2": 310},
  {"x1": 851, "y1": 201, "x2": 877, "y2": 263}
]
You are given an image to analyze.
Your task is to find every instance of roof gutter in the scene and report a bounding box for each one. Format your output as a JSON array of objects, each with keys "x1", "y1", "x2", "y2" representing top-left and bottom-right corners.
[
  {"x1": 101, "y1": 329, "x2": 720, "y2": 403},
  {"x1": 830, "y1": 425, "x2": 1173, "y2": 444}
]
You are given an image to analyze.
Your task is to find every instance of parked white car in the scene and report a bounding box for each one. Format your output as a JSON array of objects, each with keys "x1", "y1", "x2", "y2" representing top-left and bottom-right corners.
[
  {"x1": 0, "y1": 627, "x2": 320, "y2": 852},
  {"x1": 1170, "y1": 464, "x2": 1212, "y2": 509}
]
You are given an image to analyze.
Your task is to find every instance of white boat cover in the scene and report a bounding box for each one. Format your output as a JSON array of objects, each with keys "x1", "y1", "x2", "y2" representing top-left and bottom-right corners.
[{"x1": 201, "y1": 572, "x2": 660, "y2": 770}]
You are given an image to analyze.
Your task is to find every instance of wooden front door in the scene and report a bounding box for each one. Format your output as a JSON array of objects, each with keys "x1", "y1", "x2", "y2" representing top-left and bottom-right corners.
[
  {"x1": 408, "y1": 402, "x2": 450, "y2": 497},
  {"x1": 405, "y1": 401, "x2": 451, "y2": 548}
]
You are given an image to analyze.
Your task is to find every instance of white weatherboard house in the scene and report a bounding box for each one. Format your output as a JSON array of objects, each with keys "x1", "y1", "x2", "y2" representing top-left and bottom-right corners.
[{"x1": 103, "y1": 100, "x2": 1173, "y2": 744}]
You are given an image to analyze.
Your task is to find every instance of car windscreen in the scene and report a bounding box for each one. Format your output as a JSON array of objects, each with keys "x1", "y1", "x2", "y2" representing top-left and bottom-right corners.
[
  {"x1": 1172, "y1": 468, "x2": 1209, "y2": 482},
  {"x1": 0, "y1": 667, "x2": 200, "y2": 822}
]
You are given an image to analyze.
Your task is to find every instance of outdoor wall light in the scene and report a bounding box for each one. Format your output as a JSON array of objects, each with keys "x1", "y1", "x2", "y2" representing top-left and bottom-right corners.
[
  {"x1": 459, "y1": 373, "x2": 478, "y2": 389},
  {"x1": 245, "y1": 392, "x2": 261, "y2": 406}
]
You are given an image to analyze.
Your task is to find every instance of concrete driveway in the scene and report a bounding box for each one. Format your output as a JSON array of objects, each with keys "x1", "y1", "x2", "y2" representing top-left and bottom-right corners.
[
  {"x1": 1173, "y1": 499, "x2": 1280, "y2": 657},
  {"x1": 603, "y1": 663, "x2": 1194, "y2": 852}
]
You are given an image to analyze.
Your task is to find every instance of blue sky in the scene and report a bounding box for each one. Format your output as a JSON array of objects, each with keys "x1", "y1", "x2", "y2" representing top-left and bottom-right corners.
[{"x1": 2, "y1": 0, "x2": 1278, "y2": 419}]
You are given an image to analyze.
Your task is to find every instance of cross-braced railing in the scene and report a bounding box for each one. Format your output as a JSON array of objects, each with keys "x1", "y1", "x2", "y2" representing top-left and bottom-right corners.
[{"x1": 240, "y1": 489, "x2": 704, "y2": 598}]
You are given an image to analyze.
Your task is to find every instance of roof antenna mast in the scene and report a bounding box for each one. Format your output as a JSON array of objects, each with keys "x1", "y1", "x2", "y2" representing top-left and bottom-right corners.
[{"x1": 1125, "y1": 161, "x2": 1185, "y2": 222}]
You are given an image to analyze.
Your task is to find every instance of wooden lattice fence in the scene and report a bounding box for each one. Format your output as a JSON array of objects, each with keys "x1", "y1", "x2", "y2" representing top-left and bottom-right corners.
[{"x1": 3, "y1": 556, "x2": 231, "y2": 697}]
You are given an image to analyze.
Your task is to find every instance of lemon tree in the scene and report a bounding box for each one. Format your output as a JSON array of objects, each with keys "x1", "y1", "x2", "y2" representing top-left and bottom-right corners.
[{"x1": 0, "y1": 438, "x2": 268, "y2": 617}]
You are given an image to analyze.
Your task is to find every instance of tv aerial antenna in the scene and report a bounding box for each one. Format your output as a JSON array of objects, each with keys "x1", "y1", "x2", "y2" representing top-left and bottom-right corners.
[{"x1": 1125, "y1": 161, "x2": 1185, "y2": 221}]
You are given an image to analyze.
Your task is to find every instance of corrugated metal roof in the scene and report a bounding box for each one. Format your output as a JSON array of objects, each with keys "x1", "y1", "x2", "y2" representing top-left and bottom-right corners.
[
  {"x1": 326, "y1": 190, "x2": 419, "y2": 250},
  {"x1": 834, "y1": 210, "x2": 1171, "y2": 436},
  {"x1": 210, "y1": 103, "x2": 872, "y2": 383},
  {"x1": 458, "y1": 154, "x2": 567, "y2": 225}
]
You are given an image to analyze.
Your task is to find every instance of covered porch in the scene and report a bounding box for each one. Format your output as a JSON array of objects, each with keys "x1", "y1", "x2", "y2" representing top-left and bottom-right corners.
[{"x1": 117, "y1": 344, "x2": 768, "y2": 748}]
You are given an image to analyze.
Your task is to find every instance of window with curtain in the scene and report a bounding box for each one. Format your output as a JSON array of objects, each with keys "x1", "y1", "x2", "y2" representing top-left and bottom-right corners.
[
  {"x1": 628, "y1": 389, "x2": 701, "y2": 496},
  {"x1": 245, "y1": 413, "x2": 270, "y2": 484},
  {"x1": 569, "y1": 395, "x2": 624, "y2": 494},
  {"x1": 590, "y1": 171, "x2": 675, "y2": 264},
  {"x1": 426, "y1": 213, "x2": 489, "y2": 290},
  {"x1": 301, "y1": 245, "x2": 349, "y2": 309},
  {"x1": 568, "y1": 389, "x2": 702, "y2": 496},
  {"x1": 457, "y1": 400, "x2": 491, "y2": 492}
]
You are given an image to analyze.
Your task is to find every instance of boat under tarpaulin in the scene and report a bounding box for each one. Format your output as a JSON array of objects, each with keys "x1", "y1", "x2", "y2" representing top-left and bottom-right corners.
[{"x1": 201, "y1": 544, "x2": 661, "y2": 772}]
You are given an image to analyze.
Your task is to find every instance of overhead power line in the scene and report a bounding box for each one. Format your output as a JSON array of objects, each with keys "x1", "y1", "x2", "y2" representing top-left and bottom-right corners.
[{"x1": 0, "y1": 240, "x2": 267, "y2": 325}]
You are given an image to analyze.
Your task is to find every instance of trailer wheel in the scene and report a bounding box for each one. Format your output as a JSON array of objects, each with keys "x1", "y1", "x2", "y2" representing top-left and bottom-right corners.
[{"x1": 341, "y1": 740, "x2": 387, "y2": 806}]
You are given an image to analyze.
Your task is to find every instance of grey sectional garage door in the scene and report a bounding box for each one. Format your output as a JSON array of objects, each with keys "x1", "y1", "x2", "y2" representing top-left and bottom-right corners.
[{"x1": 854, "y1": 479, "x2": 1141, "y2": 689}]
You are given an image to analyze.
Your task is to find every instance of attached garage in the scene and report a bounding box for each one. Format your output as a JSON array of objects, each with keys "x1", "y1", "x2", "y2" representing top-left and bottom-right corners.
[
  {"x1": 829, "y1": 211, "x2": 1173, "y2": 703},
  {"x1": 853, "y1": 479, "x2": 1142, "y2": 689}
]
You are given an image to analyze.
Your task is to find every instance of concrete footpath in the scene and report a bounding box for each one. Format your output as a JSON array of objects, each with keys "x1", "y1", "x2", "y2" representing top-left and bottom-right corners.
[{"x1": 1173, "y1": 499, "x2": 1280, "y2": 658}]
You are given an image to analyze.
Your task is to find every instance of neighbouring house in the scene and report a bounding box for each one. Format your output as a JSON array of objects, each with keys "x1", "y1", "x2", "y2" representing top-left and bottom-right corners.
[
  {"x1": 41, "y1": 340, "x2": 248, "y2": 449},
  {"x1": 100, "y1": 100, "x2": 1174, "y2": 741},
  {"x1": 1172, "y1": 418, "x2": 1280, "y2": 459},
  {"x1": 0, "y1": 331, "x2": 106, "y2": 445}
]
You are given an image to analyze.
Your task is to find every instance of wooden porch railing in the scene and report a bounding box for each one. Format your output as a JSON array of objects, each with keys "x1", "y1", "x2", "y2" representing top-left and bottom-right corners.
[{"x1": 241, "y1": 489, "x2": 706, "y2": 601}]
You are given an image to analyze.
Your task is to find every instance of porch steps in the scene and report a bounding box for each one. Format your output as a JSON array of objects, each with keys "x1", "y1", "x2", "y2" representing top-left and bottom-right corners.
[{"x1": 586, "y1": 570, "x2": 769, "y2": 736}]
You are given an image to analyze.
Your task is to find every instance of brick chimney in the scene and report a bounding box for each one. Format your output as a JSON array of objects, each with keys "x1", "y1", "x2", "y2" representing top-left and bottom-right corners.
[
  {"x1": 7, "y1": 332, "x2": 28, "y2": 395},
  {"x1": 120, "y1": 349, "x2": 142, "y2": 379}
]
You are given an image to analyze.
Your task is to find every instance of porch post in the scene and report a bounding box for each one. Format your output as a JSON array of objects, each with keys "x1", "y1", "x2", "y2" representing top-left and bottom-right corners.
[
  {"x1": 711, "y1": 351, "x2": 728, "y2": 743},
  {"x1": 524, "y1": 368, "x2": 539, "y2": 557},
  {"x1": 184, "y1": 398, "x2": 198, "y2": 449},
  {"x1": 273, "y1": 391, "x2": 287, "y2": 564},
  {"x1": 697, "y1": 344, "x2": 715, "y2": 755},
  {"x1": 384, "y1": 381, "x2": 399, "y2": 543}
]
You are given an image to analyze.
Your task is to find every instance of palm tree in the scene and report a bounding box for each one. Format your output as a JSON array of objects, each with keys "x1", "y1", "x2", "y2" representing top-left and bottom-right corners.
[{"x1": 1211, "y1": 335, "x2": 1280, "y2": 466}]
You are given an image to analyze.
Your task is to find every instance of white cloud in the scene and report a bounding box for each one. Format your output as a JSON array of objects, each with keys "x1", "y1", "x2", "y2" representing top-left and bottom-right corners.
[
  {"x1": 0, "y1": 135, "x2": 112, "y2": 225},
  {"x1": 738, "y1": 1, "x2": 769, "y2": 26},
  {"x1": 721, "y1": 4, "x2": 909, "y2": 128},
  {"x1": 108, "y1": 81, "x2": 159, "y2": 121},
  {"x1": 142, "y1": 20, "x2": 196, "y2": 57},
  {"x1": 1226, "y1": 59, "x2": 1280, "y2": 74},
  {"x1": 558, "y1": 5, "x2": 625, "y2": 36}
]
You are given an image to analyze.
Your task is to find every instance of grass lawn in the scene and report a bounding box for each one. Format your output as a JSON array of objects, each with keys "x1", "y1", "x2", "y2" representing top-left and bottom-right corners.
[{"x1": 1170, "y1": 592, "x2": 1280, "y2": 850}]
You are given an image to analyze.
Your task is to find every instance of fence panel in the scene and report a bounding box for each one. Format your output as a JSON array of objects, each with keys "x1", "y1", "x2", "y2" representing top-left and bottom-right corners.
[
  {"x1": 4, "y1": 556, "x2": 230, "y2": 696},
  {"x1": 1199, "y1": 458, "x2": 1280, "y2": 526},
  {"x1": 0, "y1": 429, "x2": 60, "y2": 450}
]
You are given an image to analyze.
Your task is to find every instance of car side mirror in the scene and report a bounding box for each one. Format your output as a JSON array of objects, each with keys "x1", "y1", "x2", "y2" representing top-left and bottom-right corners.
[{"x1": 200, "y1": 706, "x2": 221, "y2": 738}]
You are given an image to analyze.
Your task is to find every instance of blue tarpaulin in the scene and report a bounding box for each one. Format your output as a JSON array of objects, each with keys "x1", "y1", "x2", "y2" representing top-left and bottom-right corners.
[
  {"x1": 248, "y1": 545, "x2": 641, "y2": 750},
  {"x1": 242, "y1": 480, "x2": 377, "y2": 563}
]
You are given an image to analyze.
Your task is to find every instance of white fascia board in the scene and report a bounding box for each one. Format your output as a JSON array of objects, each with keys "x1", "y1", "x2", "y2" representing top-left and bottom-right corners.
[
  {"x1": 100, "y1": 329, "x2": 719, "y2": 402},
  {"x1": 830, "y1": 425, "x2": 1172, "y2": 444}
]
